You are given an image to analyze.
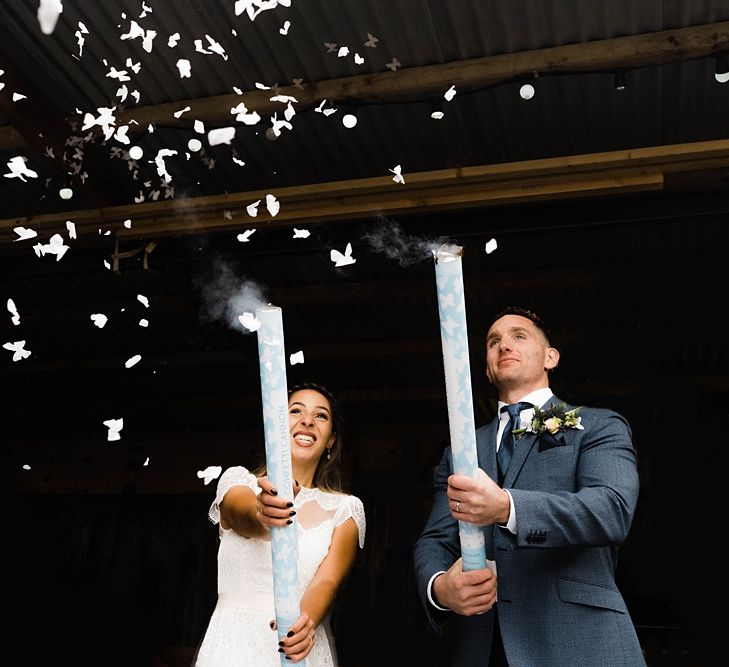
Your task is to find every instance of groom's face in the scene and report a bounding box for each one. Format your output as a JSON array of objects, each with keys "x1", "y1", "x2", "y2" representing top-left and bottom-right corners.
[{"x1": 485, "y1": 314, "x2": 558, "y2": 390}]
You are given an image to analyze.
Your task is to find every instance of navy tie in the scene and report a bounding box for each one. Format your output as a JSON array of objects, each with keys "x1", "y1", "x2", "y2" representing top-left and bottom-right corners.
[{"x1": 498, "y1": 402, "x2": 533, "y2": 483}]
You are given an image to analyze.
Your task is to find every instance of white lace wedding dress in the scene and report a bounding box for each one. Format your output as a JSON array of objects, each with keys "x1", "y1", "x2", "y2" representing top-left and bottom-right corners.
[{"x1": 194, "y1": 466, "x2": 366, "y2": 667}]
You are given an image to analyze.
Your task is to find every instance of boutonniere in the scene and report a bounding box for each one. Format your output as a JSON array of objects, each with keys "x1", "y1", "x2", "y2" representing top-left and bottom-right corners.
[{"x1": 513, "y1": 402, "x2": 584, "y2": 439}]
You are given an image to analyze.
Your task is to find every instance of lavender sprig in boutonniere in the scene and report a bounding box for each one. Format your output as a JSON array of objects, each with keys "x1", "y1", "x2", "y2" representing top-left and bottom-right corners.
[{"x1": 512, "y1": 402, "x2": 584, "y2": 440}]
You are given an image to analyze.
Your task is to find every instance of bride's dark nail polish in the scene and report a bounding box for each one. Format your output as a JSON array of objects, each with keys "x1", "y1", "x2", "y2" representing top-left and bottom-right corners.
[
  {"x1": 286, "y1": 519, "x2": 293, "y2": 525},
  {"x1": 286, "y1": 502, "x2": 294, "y2": 508},
  {"x1": 278, "y1": 648, "x2": 285, "y2": 653},
  {"x1": 287, "y1": 630, "x2": 294, "y2": 638},
  {"x1": 270, "y1": 488, "x2": 278, "y2": 495},
  {"x1": 289, "y1": 510, "x2": 296, "y2": 517}
]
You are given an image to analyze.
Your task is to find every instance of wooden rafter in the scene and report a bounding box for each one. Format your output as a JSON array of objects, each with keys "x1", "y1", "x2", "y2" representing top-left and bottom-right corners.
[{"x1": 3, "y1": 139, "x2": 729, "y2": 244}]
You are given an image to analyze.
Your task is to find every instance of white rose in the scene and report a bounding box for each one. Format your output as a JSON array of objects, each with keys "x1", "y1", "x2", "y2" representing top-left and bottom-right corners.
[{"x1": 544, "y1": 417, "x2": 561, "y2": 434}]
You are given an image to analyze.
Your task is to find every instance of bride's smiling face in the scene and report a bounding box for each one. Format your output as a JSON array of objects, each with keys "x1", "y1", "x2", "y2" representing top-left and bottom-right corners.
[{"x1": 288, "y1": 389, "x2": 335, "y2": 464}]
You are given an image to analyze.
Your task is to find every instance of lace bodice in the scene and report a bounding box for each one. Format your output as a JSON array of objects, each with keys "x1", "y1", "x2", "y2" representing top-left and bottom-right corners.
[{"x1": 209, "y1": 466, "x2": 365, "y2": 599}]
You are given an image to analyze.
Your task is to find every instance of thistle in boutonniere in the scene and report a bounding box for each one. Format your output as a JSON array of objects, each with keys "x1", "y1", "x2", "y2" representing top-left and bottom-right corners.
[{"x1": 513, "y1": 402, "x2": 584, "y2": 439}]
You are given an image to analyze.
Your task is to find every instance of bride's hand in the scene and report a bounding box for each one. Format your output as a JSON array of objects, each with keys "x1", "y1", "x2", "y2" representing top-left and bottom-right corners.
[
  {"x1": 269, "y1": 612, "x2": 316, "y2": 662},
  {"x1": 255, "y1": 476, "x2": 298, "y2": 528}
]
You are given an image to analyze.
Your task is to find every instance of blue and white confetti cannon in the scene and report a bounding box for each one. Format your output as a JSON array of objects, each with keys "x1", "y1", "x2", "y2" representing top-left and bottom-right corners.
[
  {"x1": 255, "y1": 304, "x2": 303, "y2": 666},
  {"x1": 433, "y1": 245, "x2": 487, "y2": 571}
]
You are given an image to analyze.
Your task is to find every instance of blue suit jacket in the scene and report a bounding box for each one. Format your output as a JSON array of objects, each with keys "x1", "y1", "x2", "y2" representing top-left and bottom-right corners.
[{"x1": 412, "y1": 396, "x2": 646, "y2": 667}]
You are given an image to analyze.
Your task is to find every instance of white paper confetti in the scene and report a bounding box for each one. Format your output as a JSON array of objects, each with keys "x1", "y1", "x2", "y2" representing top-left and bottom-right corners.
[
  {"x1": 289, "y1": 350, "x2": 305, "y2": 365},
  {"x1": 265, "y1": 194, "x2": 280, "y2": 217},
  {"x1": 123, "y1": 219, "x2": 132, "y2": 228},
  {"x1": 103, "y1": 417, "x2": 124, "y2": 442},
  {"x1": 90, "y1": 313, "x2": 108, "y2": 328},
  {"x1": 7, "y1": 299, "x2": 20, "y2": 325},
  {"x1": 22, "y1": 464, "x2": 31, "y2": 471},
  {"x1": 208, "y1": 127, "x2": 236, "y2": 146},
  {"x1": 197, "y1": 465, "x2": 222, "y2": 485},
  {"x1": 246, "y1": 200, "x2": 260, "y2": 217},
  {"x1": 364, "y1": 33, "x2": 379, "y2": 48},
  {"x1": 137, "y1": 294, "x2": 149, "y2": 308},
  {"x1": 354, "y1": 53, "x2": 364, "y2": 65},
  {"x1": 390, "y1": 164, "x2": 405, "y2": 184},
  {"x1": 139, "y1": 318, "x2": 149, "y2": 327},
  {"x1": 34, "y1": 233, "x2": 69, "y2": 261},
  {"x1": 66, "y1": 220, "x2": 76, "y2": 239},
  {"x1": 13, "y1": 226, "x2": 37, "y2": 241},
  {"x1": 125, "y1": 354, "x2": 142, "y2": 368},
  {"x1": 177, "y1": 58, "x2": 192, "y2": 79},
  {"x1": 444, "y1": 85, "x2": 457, "y2": 101},
  {"x1": 4, "y1": 156, "x2": 38, "y2": 182},
  {"x1": 37, "y1": 0, "x2": 63, "y2": 35},
  {"x1": 238, "y1": 312, "x2": 261, "y2": 332},
  {"x1": 237, "y1": 229, "x2": 256, "y2": 242},
  {"x1": 3, "y1": 340, "x2": 31, "y2": 361},
  {"x1": 279, "y1": 20, "x2": 290, "y2": 35},
  {"x1": 485, "y1": 238, "x2": 498, "y2": 254},
  {"x1": 386, "y1": 58, "x2": 402, "y2": 71},
  {"x1": 143, "y1": 457, "x2": 149, "y2": 467},
  {"x1": 293, "y1": 228, "x2": 310, "y2": 239},
  {"x1": 330, "y1": 242, "x2": 356, "y2": 267}
]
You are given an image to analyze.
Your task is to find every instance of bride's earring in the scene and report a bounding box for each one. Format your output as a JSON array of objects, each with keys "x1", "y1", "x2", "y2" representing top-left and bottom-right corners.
[{"x1": 326, "y1": 448, "x2": 331, "y2": 461}]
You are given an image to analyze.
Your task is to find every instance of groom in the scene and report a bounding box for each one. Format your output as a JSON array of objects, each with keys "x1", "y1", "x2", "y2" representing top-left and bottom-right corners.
[{"x1": 412, "y1": 306, "x2": 645, "y2": 666}]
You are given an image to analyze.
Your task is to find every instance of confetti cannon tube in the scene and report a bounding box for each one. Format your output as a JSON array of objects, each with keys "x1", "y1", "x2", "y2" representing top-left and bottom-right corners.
[
  {"x1": 255, "y1": 305, "x2": 304, "y2": 666},
  {"x1": 433, "y1": 246, "x2": 487, "y2": 571}
]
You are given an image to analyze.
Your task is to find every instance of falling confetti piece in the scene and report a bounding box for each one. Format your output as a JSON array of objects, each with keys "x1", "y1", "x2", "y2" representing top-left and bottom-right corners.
[
  {"x1": 37, "y1": 0, "x2": 63, "y2": 35},
  {"x1": 123, "y1": 219, "x2": 132, "y2": 228},
  {"x1": 444, "y1": 85, "x2": 457, "y2": 101},
  {"x1": 197, "y1": 465, "x2": 222, "y2": 485},
  {"x1": 13, "y1": 226, "x2": 37, "y2": 241},
  {"x1": 279, "y1": 20, "x2": 290, "y2": 35},
  {"x1": 289, "y1": 350, "x2": 305, "y2": 365},
  {"x1": 293, "y1": 228, "x2": 310, "y2": 239},
  {"x1": 4, "y1": 156, "x2": 38, "y2": 182},
  {"x1": 265, "y1": 193, "x2": 280, "y2": 217},
  {"x1": 237, "y1": 229, "x2": 256, "y2": 242},
  {"x1": 385, "y1": 58, "x2": 402, "y2": 71},
  {"x1": 208, "y1": 127, "x2": 236, "y2": 146},
  {"x1": 125, "y1": 354, "x2": 142, "y2": 368},
  {"x1": 337, "y1": 46, "x2": 350, "y2": 58},
  {"x1": 22, "y1": 464, "x2": 31, "y2": 470},
  {"x1": 66, "y1": 220, "x2": 76, "y2": 239},
  {"x1": 246, "y1": 200, "x2": 260, "y2": 217},
  {"x1": 485, "y1": 238, "x2": 498, "y2": 254},
  {"x1": 103, "y1": 417, "x2": 124, "y2": 441},
  {"x1": 324, "y1": 42, "x2": 338, "y2": 53},
  {"x1": 129, "y1": 145, "x2": 143, "y2": 160},
  {"x1": 7, "y1": 299, "x2": 20, "y2": 325},
  {"x1": 238, "y1": 312, "x2": 261, "y2": 332},
  {"x1": 137, "y1": 294, "x2": 149, "y2": 308},
  {"x1": 354, "y1": 53, "x2": 364, "y2": 65},
  {"x1": 143, "y1": 457, "x2": 149, "y2": 467},
  {"x1": 364, "y1": 33, "x2": 379, "y2": 48},
  {"x1": 188, "y1": 138, "x2": 202, "y2": 151},
  {"x1": 3, "y1": 340, "x2": 31, "y2": 361},
  {"x1": 330, "y1": 242, "x2": 356, "y2": 267},
  {"x1": 139, "y1": 318, "x2": 149, "y2": 327},
  {"x1": 90, "y1": 313, "x2": 108, "y2": 328},
  {"x1": 34, "y1": 233, "x2": 69, "y2": 261},
  {"x1": 390, "y1": 164, "x2": 405, "y2": 184}
]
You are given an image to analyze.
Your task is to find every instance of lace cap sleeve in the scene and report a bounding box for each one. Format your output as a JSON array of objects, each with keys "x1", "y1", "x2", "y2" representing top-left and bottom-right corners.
[
  {"x1": 337, "y1": 494, "x2": 366, "y2": 549},
  {"x1": 208, "y1": 466, "x2": 258, "y2": 525}
]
